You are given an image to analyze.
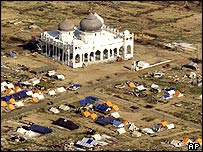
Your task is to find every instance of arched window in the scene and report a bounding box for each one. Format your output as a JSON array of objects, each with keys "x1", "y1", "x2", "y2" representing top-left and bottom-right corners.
[
  {"x1": 113, "y1": 48, "x2": 117, "y2": 57},
  {"x1": 119, "y1": 46, "x2": 124, "y2": 56},
  {"x1": 90, "y1": 52, "x2": 94, "y2": 61},
  {"x1": 103, "y1": 49, "x2": 108, "y2": 59},
  {"x1": 95, "y1": 50, "x2": 101, "y2": 61},
  {"x1": 84, "y1": 53, "x2": 88, "y2": 62},
  {"x1": 75, "y1": 54, "x2": 80, "y2": 63},
  {"x1": 127, "y1": 45, "x2": 131, "y2": 54}
]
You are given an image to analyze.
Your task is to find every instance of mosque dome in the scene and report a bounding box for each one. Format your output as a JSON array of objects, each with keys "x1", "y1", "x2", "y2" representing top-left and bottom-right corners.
[
  {"x1": 58, "y1": 18, "x2": 74, "y2": 31},
  {"x1": 79, "y1": 13, "x2": 102, "y2": 32}
]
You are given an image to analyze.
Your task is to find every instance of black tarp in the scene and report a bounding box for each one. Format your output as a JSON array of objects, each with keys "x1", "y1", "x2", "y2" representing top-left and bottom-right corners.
[{"x1": 53, "y1": 118, "x2": 79, "y2": 130}]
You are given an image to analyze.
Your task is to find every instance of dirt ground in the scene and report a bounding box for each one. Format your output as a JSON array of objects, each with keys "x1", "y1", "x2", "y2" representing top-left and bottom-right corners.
[{"x1": 1, "y1": 1, "x2": 202, "y2": 151}]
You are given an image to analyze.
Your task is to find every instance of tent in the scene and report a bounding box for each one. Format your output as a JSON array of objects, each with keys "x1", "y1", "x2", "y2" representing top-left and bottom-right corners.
[
  {"x1": 8, "y1": 104, "x2": 15, "y2": 110},
  {"x1": 48, "y1": 90, "x2": 56, "y2": 96},
  {"x1": 195, "y1": 138, "x2": 202, "y2": 145},
  {"x1": 112, "y1": 120, "x2": 124, "y2": 128},
  {"x1": 132, "y1": 130, "x2": 142, "y2": 137},
  {"x1": 161, "y1": 121, "x2": 168, "y2": 127},
  {"x1": 136, "y1": 85, "x2": 147, "y2": 91},
  {"x1": 167, "y1": 123, "x2": 175, "y2": 129},
  {"x1": 1, "y1": 101, "x2": 7, "y2": 107},
  {"x1": 105, "y1": 101, "x2": 113, "y2": 107},
  {"x1": 142, "y1": 128, "x2": 155, "y2": 135},
  {"x1": 95, "y1": 116, "x2": 117, "y2": 126},
  {"x1": 53, "y1": 118, "x2": 79, "y2": 130},
  {"x1": 128, "y1": 82, "x2": 136, "y2": 88},
  {"x1": 32, "y1": 97, "x2": 39, "y2": 103},
  {"x1": 117, "y1": 128, "x2": 126, "y2": 134},
  {"x1": 14, "y1": 86, "x2": 22, "y2": 92},
  {"x1": 170, "y1": 140, "x2": 185, "y2": 148},
  {"x1": 90, "y1": 113, "x2": 97, "y2": 120},
  {"x1": 9, "y1": 98, "x2": 16, "y2": 104},
  {"x1": 30, "y1": 124, "x2": 52, "y2": 134},
  {"x1": 151, "y1": 125, "x2": 162, "y2": 132},
  {"x1": 49, "y1": 107, "x2": 60, "y2": 114},
  {"x1": 83, "y1": 111, "x2": 91, "y2": 117},
  {"x1": 174, "y1": 91, "x2": 183, "y2": 97},
  {"x1": 168, "y1": 90, "x2": 176, "y2": 96},
  {"x1": 163, "y1": 93, "x2": 172, "y2": 99},
  {"x1": 1, "y1": 95, "x2": 11, "y2": 102},
  {"x1": 111, "y1": 112, "x2": 120, "y2": 118},
  {"x1": 182, "y1": 137, "x2": 192, "y2": 145},
  {"x1": 26, "y1": 91, "x2": 33, "y2": 96},
  {"x1": 92, "y1": 134, "x2": 102, "y2": 141},
  {"x1": 38, "y1": 94, "x2": 45, "y2": 100},
  {"x1": 59, "y1": 104, "x2": 70, "y2": 111},
  {"x1": 55, "y1": 75, "x2": 65, "y2": 80},
  {"x1": 6, "y1": 83, "x2": 15, "y2": 89},
  {"x1": 15, "y1": 101, "x2": 24, "y2": 108},
  {"x1": 5, "y1": 88, "x2": 15, "y2": 95},
  {"x1": 129, "y1": 123, "x2": 139, "y2": 131},
  {"x1": 10, "y1": 90, "x2": 29, "y2": 100},
  {"x1": 94, "y1": 104, "x2": 111, "y2": 114},
  {"x1": 34, "y1": 90, "x2": 42, "y2": 94},
  {"x1": 122, "y1": 120, "x2": 129, "y2": 125},
  {"x1": 112, "y1": 104, "x2": 119, "y2": 111},
  {"x1": 56, "y1": 87, "x2": 66, "y2": 93}
]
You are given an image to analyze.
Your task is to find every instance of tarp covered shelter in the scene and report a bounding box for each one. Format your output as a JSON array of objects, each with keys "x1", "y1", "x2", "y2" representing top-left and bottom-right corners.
[
  {"x1": 161, "y1": 121, "x2": 168, "y2": 127},
  {"x1": 117, "y1": 128, "x2": 126, "y2": 134},
  {"x1": 5, "y1": 88, "x2": 15, "y2": 95},
  {"x1": 8, "y1": 104, "x2": 15, "y2": 110},
  {"x1": 112, "y1": 120, "x2": 124, "y2": 128},
  {"x1": 94, "y1": 104, "x2": 111, "y2": 114},
  {"x1": 83, "y1": 111, "x2": 91, "y2": 117},
  {"x1": 29, "y1": 124, "x2": 52, "y2": 134},
  {"x1": 32, "y1": 97, "x2": 39, "y2": 103},
  {"x1": 90, "y1": 113, "x2": 97, "y2": 120},
  {"x1": 1, "y1": 101, "x2": 7, "y2": 107},
  {"x1": 95, "y1": 116, "x2": 118, "y2": 126},
  {"x1": 112, "y1": 104, "x2": 119, "y2": 111},
  {"x1": 195, "y1": 138, "x2": 202, "y2": 145},
  {"x1": 105, "y1": 101, "x2": 113, "y2": 107},
  {"x1": 10, "y1": 90, "x2": 29, "y2": 101},
  {"x1": 182, "y1": 137, "x2": 192, "y2": 144},
  {"x1": 53, "y1": 118, "x2": 79, "y2": 130},
  {"x1": 9, "y1": 98, "x2": 16, "y2": 104},
  {"x1": 14, "y1": 86, "x2": 22, "y2": 92}
]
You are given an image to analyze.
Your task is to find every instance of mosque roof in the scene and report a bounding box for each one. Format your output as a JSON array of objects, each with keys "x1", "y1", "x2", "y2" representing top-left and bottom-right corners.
[{"x1": 58, "y1": 18, "x2": 74, "y2": 31}]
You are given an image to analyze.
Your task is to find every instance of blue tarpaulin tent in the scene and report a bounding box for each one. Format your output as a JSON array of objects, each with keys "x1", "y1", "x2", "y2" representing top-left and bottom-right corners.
[
  {"x1": 79, "y1": 99, "x2": 86, "y2": 105},
  {"x1": 95, "y1": 116, "x2": 118, "y2": 126},
  {"x1": 163, "y1": 93, "x2": 171, "y2": 99},
  {"x1": 30, "y1": 124, "x2": 52, "y2": 134},
  {"x1": 1, "y1": 95, "x2": 11, "y2": 102}
]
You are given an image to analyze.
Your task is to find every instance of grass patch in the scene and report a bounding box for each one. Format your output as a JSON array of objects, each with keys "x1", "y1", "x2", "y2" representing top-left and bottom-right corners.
[{"x1": 188, "y1": 87, "x2": 202, "y2": 95}]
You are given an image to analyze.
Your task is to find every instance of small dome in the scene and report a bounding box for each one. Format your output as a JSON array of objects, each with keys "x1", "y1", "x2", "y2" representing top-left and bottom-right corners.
[
  {"x1": 80, "y1": 13, "x2": 102, "y2": 32},
  {"x1": 58, "y1": 18, "x2": 74, "y2": 31}
]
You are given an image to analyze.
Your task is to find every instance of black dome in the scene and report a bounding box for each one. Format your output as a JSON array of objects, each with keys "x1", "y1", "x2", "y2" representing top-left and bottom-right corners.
[{"x1": 79, "y1": 13, "x2": 102, "y2": 32}]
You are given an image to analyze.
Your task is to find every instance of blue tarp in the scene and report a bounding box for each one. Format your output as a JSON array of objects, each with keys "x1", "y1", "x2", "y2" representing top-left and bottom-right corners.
[
  {"x1": 1, "y1": 90, "x2": 28, "y2": 102},
  {"x1": 95, "y1": 104, "x2": 109, "y2": 112},
  {"x1": 87, "y1": 139, "x2": 93, "y2": 144},
  {"x1": 79, "y1": 99, "x2": 86, "y2": 105},
  {"x1": 163, "y1": 93, "x2": 171, "y2": 99},
  {"x1": 30, "y1": 124, "x2": 52, "y2": 134},
  {"x1": 88, "y1": 96, "x2": 98, "y2": 101},
  {"x1": 1, "y1": 95, "x2": 11, "y2": 102},
  {"x1": 5, "y1": 52, "x2": 15, "y2": 57},
  {"x1": 112, "y1": 120, "x2": 123, "y2": 127}
]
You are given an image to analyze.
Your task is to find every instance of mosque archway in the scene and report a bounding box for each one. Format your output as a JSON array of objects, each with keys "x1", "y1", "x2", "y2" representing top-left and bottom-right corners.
[
  {"x1": 75, "y1": 54, "x2": 80, "y2": 63},
  {"x1": 127, "y1": 45, "x2": 131, "y2": 54},
  {"x1": 95, "y1": 50, "x2": 101, "y2": 61},
  {"x1": 103, "y1": 49, "x2": 108, "y2": 60}
]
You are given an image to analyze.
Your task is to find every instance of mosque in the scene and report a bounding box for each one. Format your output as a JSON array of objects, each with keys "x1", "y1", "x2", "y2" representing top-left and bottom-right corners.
[{"x1": 39, "y1": 12, "x2": 134, "y2": 68}]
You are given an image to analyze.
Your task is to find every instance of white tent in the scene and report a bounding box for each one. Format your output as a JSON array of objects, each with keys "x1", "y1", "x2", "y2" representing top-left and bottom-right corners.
[
  {"x1": 132, "y1": 130, "x2": 142, "y2": 137},
  {"x1": 48, "y1": 70, "x2": 56, "y2": 76},
  {"x1": 32, "y1": 93, "x2": 40, "y2": 98},
  {"x1": 15, "y1": 101, "x2": 24, "y2": 108},
  {"x1": 168, "y1": 90, "x2": 176, "y2": 96},
  {"x1": 38, "y1": 94, "x2": 44, "y2": 100},
  {"x1": 136, "y1": 85, "x2": 147, "y2": 91},
  {"x1": 16, "y1": 127, "x2": 27, "y2": 135},
  {"x1": 24, "y1": 130, "x2": 41, "y2": 138},
  {"x1": 151, "y1": 84, "x2": 161, "y2": 92},
  {"x1": 1, "y1": 86, "x2": 6, "y2": 92},
  {"x1": 56, "y1": 87, "x2": 66, "y2": 93},
  {"x1": 26, "y1": 91, "x2": 33, "y2": 96},
  {"x1": 129, "y1": 123, "x2": 139, "y2": 131},
  {"x1": 142, "y1": 128, "x2": 155, "y2": 135},
  {"x1": 117, "y1": 128, "x2": 126, "y2": 134},
  {"x1": 49, "y1": 107, "x2": 60, "y2": 114},
  {"x1": 170, "y1": 139, "x2": 185, "y2": 148},
  {"x1": 92, "y1": 134, "x2": 102, "y2": 141},
  {"x1": 59, "y1": 104, "x2": 70, "y2": 111},
  {"x1": 167, "y1": 123, "x2": 175, "y2": 129},
  {"x1": 48, "y1": 90, "x2": 56, "y2": 96},
  {"x1": 56, "y1": 75, "x2": 65, "y2": 80},
  {"x1": 7, "y1": 83, "x2": 14, "y2": 89},
  {"x1": 111, "y1": 112, "x2": 120, "y2": 118}
]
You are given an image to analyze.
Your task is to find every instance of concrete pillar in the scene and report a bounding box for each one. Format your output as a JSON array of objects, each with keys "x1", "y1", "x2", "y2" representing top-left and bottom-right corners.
[
  {"x1": 100, "y1": 51, "x2": 103, "y2": 61},
  {"x1": 107, "y1": 50, "x2": 110, "y2": 59},
  {"x1": 88, "y1": 53, "x2": 90, "y2": 62},
  {"x1": 45, "y1": 43, "x2": 47, "y2": 55},
  {"x1": 62, "y1": 49, "x2": 64, "y2": 63}
]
